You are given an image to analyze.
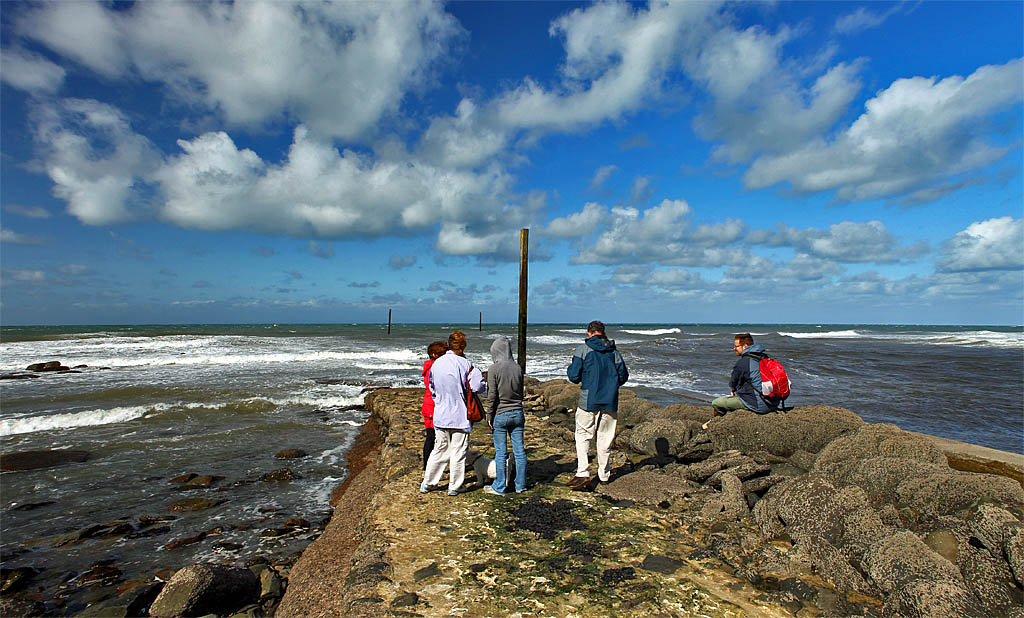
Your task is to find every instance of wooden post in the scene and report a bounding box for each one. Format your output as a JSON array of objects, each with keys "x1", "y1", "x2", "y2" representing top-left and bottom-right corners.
[
  {"x1": 387, "y1": 309, "x2": 392, "y2": 334},
  {"x1": 479, "y1": 312, "x2": 482, "y2": 331},
  {"x1": 517, "y1": 228, "x2": 528, "y2": 374}
]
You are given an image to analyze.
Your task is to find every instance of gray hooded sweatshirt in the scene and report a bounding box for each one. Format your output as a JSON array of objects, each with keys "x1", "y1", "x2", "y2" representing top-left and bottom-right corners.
[{"x1": 486, "y1": 337, "x2": 524, "y2": 425}]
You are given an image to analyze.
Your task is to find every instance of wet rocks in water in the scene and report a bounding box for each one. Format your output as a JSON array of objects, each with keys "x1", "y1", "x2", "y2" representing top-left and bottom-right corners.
[
  {"x1": 640, "y1": 554, "x2": 683, "y2": 574},
  {"x1": 168, "y1": 497, "x2": 224, "y2": 512},
  {"x1": 261, "y1": 468, "x2": 299, "y2": 482},
  {"x1": 76, "y1": 561, "x2": 122, "y2": 587},
  {"x1": 510, "y1": 497, "x2": 586, "y2": 539},
  {"x1": 274, "y1": 449, "x2": 308, "y2": 459},
  {"x1": 164, "y1": 532, "x2": 207, "y2": 550},
  {"x1": 26, "y1": 361, "x2": 70, "y2": 372},
  {"x1": 1, "y1": 449, "x2": 89, "y2": 471},
  {"x1": 148, "y1": 564, "x2": 259, "y2": 618},
  {"x1": 1, "y1": 567, "x2": 39, "y2": 593},
  {"x1": 169, "y1": 473, "x2": 224, "y2": 489}
]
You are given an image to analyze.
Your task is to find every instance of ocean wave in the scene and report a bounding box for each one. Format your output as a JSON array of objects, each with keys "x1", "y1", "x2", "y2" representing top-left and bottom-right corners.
[
  {"x1": 621, "y1": 328, "x2": 682, "y2": 336},
  {"x1": 779, "y1": 329, "x2": 1023, "y2": 348},
  {"x1": 780, "y1": 330, "x2": 862, "y2": 339},
  {"x1": 529, "y1": 335, "x2": 583, "y2": 346},
  {"x1": 0, "y1": 404, "x2": 162, "y2": 436}
]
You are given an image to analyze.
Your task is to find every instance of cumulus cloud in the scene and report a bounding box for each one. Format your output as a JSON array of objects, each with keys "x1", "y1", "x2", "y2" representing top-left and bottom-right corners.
[
  {"x1": 747, "y1": 220, "x2": 928, "y2": 263},
  {"x1": 743, "y1": 59, "x2": 1024, "y2": 203},
  {"x1": 572, "y1": 199, "x2": 692, "y2": 264},
  {"x1": 629, "y1": 176, "x2": 654, "y2": 204},
  {"x1": 937, "y1": 216, "x2": 1024, "y2": 272},
  {"x1": 17, "y1": 1, "x2": 461, "y2": 140},
  {"x1": 543, "y1": 203, "x2": 604, "y2": 238},
  {"x1": 33, "y1": 99, "x2": 159, "y2": 225},
  {"x1": 388, "y1": 255, "x2": 417, "y2": 270},
  {"x1": 0, "y1": 47, "x2": 66, "y2": 94}
]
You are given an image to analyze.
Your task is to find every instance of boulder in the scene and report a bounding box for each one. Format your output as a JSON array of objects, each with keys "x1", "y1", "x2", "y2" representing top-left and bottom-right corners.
[
  {"x1": 705, "y1": 461, "x2": 772, "y2": 488},
  {"x1": 615, "y1": 397, "x2": 660, "y2": 428},
  {"x1": 148, "y1": 564, "x2": 259, "y2": 618},
  {"x1": 818, "y1": 455, "x2": 950, "y2": 508},
  {"x1": 836, "y1": 486, "x2": 894, "y2": 560},
  {"x1": 752, "y1": 474, "x2": 846, "y2": 545},
  {"x1": 627, "y1": 419, "x2": 697, "y2": 457},
  {"x1": 545, "y1": 383, "x2": 580, "y2": 410},
  {"x1": 1, "y1": 449, "x2": 90, "y2": 471},
  {"x1": 814, "y1": 424, "x2": 947, "y2": 476},
  {"x1": 968, "y1": 504, "x2": 1019, "y2": 560},
  {"x1": 881, "y1": 579, "x2": 993, "y2": 618},
  {"x1": 719, "y1": 473, "x2": 749, "y2": 519},
  {"x1": 274, "y1": 449, "x2": 308, "y2": 459},
  {"x1": 896, "y1": 471, "x2": 1024, "y2": 517},
  {"x1": 956, "y1": 537, "x2": 1022, "y2": 615},
  {"x1": 595, "y1": 470, "x2": 693, "y2": 506},
  {"x1": 709, "y1": 406, "x2": 863, "y2": 457},
  {"x1": 169, "y1": 498, "x2": 223, "y2": 512},
  {"x1": 863, "y1": 530, "x2": 962, "y2": 594},
  {"x1": 659, "y1": 403, "x2": 713, "y2": 423},
  {"x1": 1005, "y1": 524, "x2": 1024, "y2": 586},
  {"x1": 792, "y1": 532, "x2": 871, "y2": 593}
]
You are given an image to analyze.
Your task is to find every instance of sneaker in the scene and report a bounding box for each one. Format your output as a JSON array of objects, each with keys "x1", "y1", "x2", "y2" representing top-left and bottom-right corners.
[
  {"x1": 567, "y1": 475, "x2": 590, "y2": 489},
  {"x1": 419, "y1": 482, "x2": 433, "y2": 493},
  {"x1": 482, "y1": 485, "x2": 504, "y2": 497},
  {"x1": 447, "y1": 485, "x2": 466, "y2": 496}
]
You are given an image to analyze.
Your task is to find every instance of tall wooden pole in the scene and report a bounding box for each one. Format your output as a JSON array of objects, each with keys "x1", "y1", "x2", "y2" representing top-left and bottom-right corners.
[
  {"x1": 517, "y1": 228, "x2": 529, "y2": 374},
  {"x1": 387, "y1": 309, "x2": 392, "y2": 334},
  {"x1": 479, "y1": 311, "x2": 482, "y2": 331}
]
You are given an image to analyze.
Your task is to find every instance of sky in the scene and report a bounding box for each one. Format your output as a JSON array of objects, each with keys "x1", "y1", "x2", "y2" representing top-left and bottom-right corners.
[{"x1": 1, "y1": 1, "x2": 1022, "y2": 326}]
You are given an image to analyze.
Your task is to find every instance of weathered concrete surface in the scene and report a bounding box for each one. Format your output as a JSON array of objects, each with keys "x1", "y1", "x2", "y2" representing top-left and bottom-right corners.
[{"x1": 916, "y1": 431, "x2": 1024, "y2": 488}]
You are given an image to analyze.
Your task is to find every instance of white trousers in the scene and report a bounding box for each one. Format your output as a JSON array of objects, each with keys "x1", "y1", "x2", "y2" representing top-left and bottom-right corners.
[
  {"x1": 574, "y1": 409, "x2": 617, "y2": 481},
  {"x1": 423, "y1": 428, "x2": 470, "y2": 492}
]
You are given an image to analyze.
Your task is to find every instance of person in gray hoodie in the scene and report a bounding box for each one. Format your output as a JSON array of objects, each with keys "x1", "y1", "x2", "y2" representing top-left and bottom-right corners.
[{"x1": 483, "y1": 336, "x2": 526, "y2": 495}]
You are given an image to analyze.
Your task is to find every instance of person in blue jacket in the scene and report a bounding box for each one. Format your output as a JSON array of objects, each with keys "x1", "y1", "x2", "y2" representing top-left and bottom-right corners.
[
  {"x1": 566, "y1": 320, "x2": 628, "y2": 489},
  {"x1": 711, "y1": 332, "x2": 781, "y2": 418}
]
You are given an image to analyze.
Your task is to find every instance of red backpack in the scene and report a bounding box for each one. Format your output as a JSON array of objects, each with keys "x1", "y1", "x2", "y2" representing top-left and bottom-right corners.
[{"x1": 758, "y1": 358, "x2": 791, "y2": 403}]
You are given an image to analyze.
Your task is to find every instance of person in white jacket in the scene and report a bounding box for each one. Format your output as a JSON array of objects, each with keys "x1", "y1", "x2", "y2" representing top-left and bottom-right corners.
[{"x1": 421, "y1": 330, "x2": 485, "y2": 496}]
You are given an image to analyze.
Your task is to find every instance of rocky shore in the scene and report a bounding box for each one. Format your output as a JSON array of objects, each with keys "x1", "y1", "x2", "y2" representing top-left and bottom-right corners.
[
  {"x1": 8, "y1": 378, "x2": 1020, "y2": 617},
  {"x1": 276, "y1": 380, "x2": 1023, "y2": 618}
]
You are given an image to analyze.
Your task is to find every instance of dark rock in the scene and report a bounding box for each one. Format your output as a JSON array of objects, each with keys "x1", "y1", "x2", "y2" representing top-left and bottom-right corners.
[
  {"x1": 148, "y1": 564, "x2": 259, "y2": 618},
  {"x1": 0, "y1": 372, "x2": 41, "y2": 380},
  {"x1": 546, "y1": 412, "x2": 567, "y2": 425},
  {"x1": 680, "y1": 454, "x2": 752, "y2": 483},
  {"x1": 1, "y1": 566, "x2": 39, "y2": 593},
  {"x1": 26, "y1": 361, "x2": 67, "y2": 372},
  {"x1": 77, "y1": 563, "x2": 122, "y2": 587},
  {"x1": 164, "y1": 532, "x2": 206, "y2": 550},
  {"x1": 742, "y1": 475, "x2": 789, "y2": 495},
  {"x1": 881, "y1": 579, "x2": 992, "y2": 618},
  {"x1": 640, "y1": 554, "x2": 682, "y2": 574},
  {"x1": 126, "y1": 526, "x2": 171, "y2": 540},
  {"x1": 274, "y1": 449, "x2": 307, "y2": 459},
  {"x1": 139, "y1": 515, "x2": 176, "y2": 526},
  {"x1": 863, "y1": 530, "x2": 962, "y2": 594},
  {"x1": 1, "y1": 449, "x2": 90, "y2": 471},
  {"x1": 0, "y1": 597, "x2": 46, "y2": 617},
  {"x1": 600, "y1": 566, "x2": 635, "y2": 584},
  {"x1": 261, "y1": 468, "x2": 299, "y2": 482},
  {"x1": 391, "y1": 592, "x2": 419, "y2": 607},
  {"x1": 779, "y1": 577, "x2": 817, "y2": 602},
  {"x1": 709, "y1": 406, "x2": 863, "y2": 457},
  {"x1": 213, "y1": 542, "x2": 244, "y2": 551},
  {"x1": 412, "y1": 563, "x2": 440, "y2": 582},
  {"x1": 8, "y1": 501, "x2": 56, "y2": 511},
  {"x1": 510, "y1": 498, "x2": 586, "y2": 538},
  {"x1": 169, "y1": 497, "x2": 223, "y2": 512},
  {"x1": 705, "y1": 461, "x2": 772, "y2": 488}
]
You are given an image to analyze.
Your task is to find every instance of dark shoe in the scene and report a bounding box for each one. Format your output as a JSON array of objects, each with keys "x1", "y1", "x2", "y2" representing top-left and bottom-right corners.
[{"x1": 568, "y1": 475, "x2": 590, "y2": 490}]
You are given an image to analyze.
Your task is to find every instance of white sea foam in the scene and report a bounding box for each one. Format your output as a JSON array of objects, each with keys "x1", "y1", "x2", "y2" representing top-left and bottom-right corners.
[
  {"x1": 0, "y1": 404, "x2": 163, "y2": 436},
  {"x1": 621, "y1": 328, "x2": 682, "y2": 336},
  {"x1": 780, "y1": 330, "x2": 862, "y2": 339},
  {"x1": 528, "y1": 335, "x2": 582, "y2": 345},
  {"x1": 779, "y1": 329, "x2": 1023, "y2": 348}
]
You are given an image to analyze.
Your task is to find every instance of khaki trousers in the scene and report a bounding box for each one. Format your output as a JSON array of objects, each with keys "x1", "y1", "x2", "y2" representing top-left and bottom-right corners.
[
  {"x1": 423, "y1": 428, "x2": 469, "y2": 492},
  {"x1": 574, "y1": 409, "x2": 616, "y2": 481}
]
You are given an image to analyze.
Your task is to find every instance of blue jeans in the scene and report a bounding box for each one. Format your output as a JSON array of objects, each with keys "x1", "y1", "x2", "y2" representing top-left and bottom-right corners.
[{"x1": 492, "y1": 410, "x2": 527, "y2": 493}]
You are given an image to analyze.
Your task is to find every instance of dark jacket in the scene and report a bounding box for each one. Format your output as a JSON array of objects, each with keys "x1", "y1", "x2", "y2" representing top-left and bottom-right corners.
[
  {"x1": 729, "y1": 343, "x2": 779, "y2": 413},
  {"x1": 567, "y1": 335, "x2": 629, "y2": 412},
  {"x1": 485, "y1": 337, "x2": 524, "y2": 425}
]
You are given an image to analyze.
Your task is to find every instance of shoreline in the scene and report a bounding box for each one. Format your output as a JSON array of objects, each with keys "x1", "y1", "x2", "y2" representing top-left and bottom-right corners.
[{"x1": 278, "y1": 383, "x2": 1024, "y2": 617}]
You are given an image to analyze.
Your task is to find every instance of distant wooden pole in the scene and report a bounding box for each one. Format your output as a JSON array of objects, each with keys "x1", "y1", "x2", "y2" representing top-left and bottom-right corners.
[
  {"x1": 387, "y1": 309, "x2": 392, "y2": 334},
  {"x1": 517, "y1": 228, "x2": 529, "y2": 374},
  {"x1": 479, "y1": 311, "x2": 482, "y2": 331}
]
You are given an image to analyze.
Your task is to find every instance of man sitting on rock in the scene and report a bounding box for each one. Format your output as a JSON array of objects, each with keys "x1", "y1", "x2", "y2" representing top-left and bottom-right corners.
[
  {"x1": 567, "y1": 320, "x2": 629, "y2": 489},
  {"x1": 707, "y1": 333, "x2": 782, "y2": 429}
]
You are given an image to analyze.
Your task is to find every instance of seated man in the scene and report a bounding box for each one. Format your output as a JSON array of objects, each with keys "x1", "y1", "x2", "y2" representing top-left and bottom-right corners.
[{"x1": 709, "y1": 333, "x2": 783, "y2": 423}]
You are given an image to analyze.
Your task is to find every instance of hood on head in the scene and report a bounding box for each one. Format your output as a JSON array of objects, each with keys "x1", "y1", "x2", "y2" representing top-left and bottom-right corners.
[
  {"x1": 742, "y1": 343, "x2": 767, "y2": 356},
  {"x1": 586, "y1": 335, "x2": 616, "y2": 352},
  {"x1": 490, "y1": 336, "x2": 514, "y2": 363}
]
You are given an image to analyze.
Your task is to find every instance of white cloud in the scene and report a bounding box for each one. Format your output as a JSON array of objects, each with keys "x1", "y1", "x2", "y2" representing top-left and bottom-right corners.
[
  {"x1": 747, "y1": 220, "x2": 927, "y2": 263},
  {"x1": 937, "y1": 217, "x2": 1024, "y2": 272},
  {"x1": 629, "y1": 176, "x2": 654, "y2": 204},
  {"x1": 33, "y1": 99, "x2": 159, "y2": 225},
  {"x1": 0, "y1": 229, "x2": 44, "y2": 245},
  {"x1": 834, "y1": 6, "x2": 903, "y2": 35},
  {"x1": 18, "y1": 1, "x2": 461, "y2": 140},
  {"x1": 56, "y1": 264, "x2": 92, "y2": 276},
  {"x1": 0, "y1": 48, "x2": 66, "y2": 94},
  {"x1": 572, "y1": 198, "x2": 692, "y2": 264},
  {"x1": 589, "y1": 165, "x2": 619, "y2": 189},
  {"x1": 3, "y1": 269, "x2": 46, "y2": 283},
  {"x1": 543, "y1": 203, "x2": 605, "y2": 238},
  {"x1": 744, "y1": 59, "x2": 1024, "y2": 203},
  {"x1": 4, "y1": 204, "x2": 51, "y2": 218}
]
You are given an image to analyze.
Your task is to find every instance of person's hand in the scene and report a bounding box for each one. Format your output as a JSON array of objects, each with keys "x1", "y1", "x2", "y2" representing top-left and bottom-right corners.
[
  {"x1": 488, "y1": 422, "x2": 494, "y2": 430},
  {"x1": 730, "y1": 391, "x2": 735, "y2": 396}
]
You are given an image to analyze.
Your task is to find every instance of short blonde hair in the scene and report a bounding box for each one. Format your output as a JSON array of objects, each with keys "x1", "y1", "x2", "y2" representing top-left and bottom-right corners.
[{"x1": 448, "y1": 330, "x2": 467, "y2": 355}]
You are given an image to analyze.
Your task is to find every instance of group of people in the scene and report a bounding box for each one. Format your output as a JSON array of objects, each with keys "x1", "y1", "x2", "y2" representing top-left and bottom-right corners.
[{"x1": 419, "y1": 322, "x2": 783, "y2": 495}]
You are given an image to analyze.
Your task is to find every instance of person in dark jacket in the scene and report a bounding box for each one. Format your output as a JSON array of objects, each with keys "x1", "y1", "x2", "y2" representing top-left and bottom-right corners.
[
  {"x1": 566, "y1": 320, "x2": 628, "y2": 489},
  {"x1": 711, "y1": 333, "x2": 781, "y2": 418}
]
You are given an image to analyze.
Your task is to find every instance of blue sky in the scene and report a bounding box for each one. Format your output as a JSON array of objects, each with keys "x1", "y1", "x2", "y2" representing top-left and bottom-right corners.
[{"x1": 1, "y1": 1, "x2": 1022, "y2": 326}]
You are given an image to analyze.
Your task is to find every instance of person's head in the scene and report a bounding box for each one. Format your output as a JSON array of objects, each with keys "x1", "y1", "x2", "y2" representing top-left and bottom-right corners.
[
  {"x1": 427, "y1": 340, "x2": 448, "y2": 361},
  {"x1": 448, "y1": 330, "x2": 467, "y2": 356},
  {"x1": 733, "y1": 333, "x2": 753, "y2": 355},
  {"x1": 586, "y1": 320, "x2": 606, "y2": 337}
]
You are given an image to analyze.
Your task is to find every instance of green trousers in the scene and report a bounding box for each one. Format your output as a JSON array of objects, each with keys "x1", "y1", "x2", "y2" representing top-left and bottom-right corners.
[{"x1": 711, "y1": 395, "x2": 748, "y2": 415}]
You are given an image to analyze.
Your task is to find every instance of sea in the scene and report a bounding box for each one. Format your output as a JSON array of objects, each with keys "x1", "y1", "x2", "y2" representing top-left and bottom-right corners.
[{"x1": 1, "y1": 323, "x2": 1022, "y2": 606}]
